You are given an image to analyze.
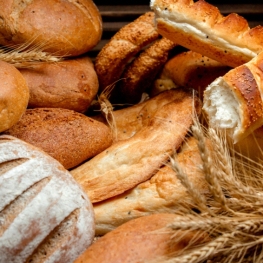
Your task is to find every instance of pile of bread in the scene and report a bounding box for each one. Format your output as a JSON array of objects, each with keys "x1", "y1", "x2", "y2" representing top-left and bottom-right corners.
[{"x1": 1, "y1": 0, "x2": 263, "y2": 262}]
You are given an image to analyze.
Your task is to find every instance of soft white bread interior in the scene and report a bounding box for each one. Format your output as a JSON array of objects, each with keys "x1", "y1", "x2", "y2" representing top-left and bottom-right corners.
[
  {"x1": 0, "y1": 135, "x2": 95, "y2": 263},
  {"x1": 203, "y1": 51, "x2": 263, "y2": 143},
  {"x1": 150, "y1": 0, "x2": 263, "y2": 67}
]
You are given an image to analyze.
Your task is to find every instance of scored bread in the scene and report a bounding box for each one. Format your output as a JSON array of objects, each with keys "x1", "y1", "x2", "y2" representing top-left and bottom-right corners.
[
  {"x1": 0, "y1": 135, "x2": 95, "y2": 263},
  {"x1": 150, "y1": 0, "x2": 263, "y2": 67},
  {"x1": 203, "y1": 51, "x2": 263, "y2": 143}
]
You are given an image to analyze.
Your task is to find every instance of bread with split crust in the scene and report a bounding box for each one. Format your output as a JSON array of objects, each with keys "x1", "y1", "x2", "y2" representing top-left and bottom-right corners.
[{"x1": 150, "y1": 0, "x2": 263, "y2": 67}]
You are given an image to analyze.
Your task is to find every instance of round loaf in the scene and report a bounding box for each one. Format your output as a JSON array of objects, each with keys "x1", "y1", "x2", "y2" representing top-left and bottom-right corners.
[
  {"x1": 4, "y1": 108, "x2": 113, "y2": 169},
  {"x1": 0, "y1": 0, "x2": 102, "y2": 57},
  {"x1": 0, "y1": 60, "x2": 29, "y2": 133},
  {"x1": 20, "y1": 57, "x2": 99, "y2": 113},
  {"x1": 74, "y1": 213, "x2": 209, "y2": 263},
  {"x1": 0, "y1": 135, "x2": 95, "y2": 263}
]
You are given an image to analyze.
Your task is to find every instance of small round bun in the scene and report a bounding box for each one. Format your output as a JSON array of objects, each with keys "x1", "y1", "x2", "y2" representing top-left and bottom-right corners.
[
  {"x1": 0, "y1": 0, "x2": 102, "y2": 57},
  {"x1": 0, "y1": 60, "x2": 29, "y2": 133}
]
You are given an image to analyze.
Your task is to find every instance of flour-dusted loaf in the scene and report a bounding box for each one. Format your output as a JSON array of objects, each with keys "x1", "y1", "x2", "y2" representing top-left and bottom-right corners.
[
  {"x1": 71, "y1": 88, "x2": 201, "y2": 203},
  {"x1": 203, "y1": 51, "x2": 263, "y2": 143},
  {"x1": 0, "y1": 60, "x2": 29, "y2": 133},
  {"x1": 20, "y1": 56, "x2": 99, "y2": 113},
  {"x1": 74, "y1": 213, "x2": 210, "y2": 263},
  {"x1": 4, "y1": 108, "x2": 113, "y2": 169},
  {"x1": 0, "y1": 0, "x2": 102, "y2": 57},
  {"x1": 150, "y1": 0, "x2": 263, "y2": 67},
  {"x1": 0, "y1": 135, "x2": 95, "y2": 263},
  {"x1": 94, "y1": 136, "x2": 209, "y2": 235}
]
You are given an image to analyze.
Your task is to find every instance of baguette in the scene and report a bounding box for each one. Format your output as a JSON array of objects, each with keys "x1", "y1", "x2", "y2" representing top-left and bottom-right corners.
[
  {"x1": 203, "y1": 51, "x2": 263, "y2": 143},
  {"x1": 0, "y1": 135, "x2": 94, "y2": 263},
  {"x1": 150, "y1": 0, "x2": 263, "y2": 67},
  {"x1": 71, "y1": 88, "x2": 201, "y2": 203}
]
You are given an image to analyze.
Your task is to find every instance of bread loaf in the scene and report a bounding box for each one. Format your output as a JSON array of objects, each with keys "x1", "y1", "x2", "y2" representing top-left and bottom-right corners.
[
  {"x1": 0, "y1": 60, "x2": 29, "y2": 133},
  {"x1": 150, "y1": 0, "x2": 263, "y2": 67},
  {"x1": 4, "y1": 108, "x2": 113, "y2": 169},
  {"x1": 20, "y1": 56, "x2": 99, "y2": 113},
  {"x1": 0, "y1": 135, "x2": 95, "y2": 263},
  {"x1": 71, "y1": 88, "x2": 201, "y2": 203},
  {"x1": 94, "y1": 136, "x2": 209, "y2": 235},
  {"x1": 0, "y1": 0, "x2": 102, "y2": 57},
  {"x1": 152, "y1": 50, "x2": 231, "y2": 98},
  {"x1": 75, "y1": 213, "x2": 209, "y2": 263},
  {"x1": 203, "y1": 51, "x2": 263, "y2": 143}
]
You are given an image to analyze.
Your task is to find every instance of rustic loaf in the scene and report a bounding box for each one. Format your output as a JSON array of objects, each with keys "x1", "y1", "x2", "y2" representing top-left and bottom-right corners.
[
  {"x1": 71, "y1": 88, "x2": 201, "y2": 203},
  {"x1": 20, "y1": 56, "x2": 99, "y2": 113},
  {"x1": 94, "y1": 136, "x2": 209, "y2": 235},
  {"x1": 150, "y1": 0, "x2": 263, "y2": 67},
  {"x1": 203, "y1": 51, "x2": 263, "y2": 143},
  {"x1": 0, "y1": 135, "x2": 95, "y2": 263},
  {"x1": 0, "y1": 0, "x2": 102, "y2": 57},
  {"x1": 4, "y1": 108, "x2": 113, "y2": 169},
  {"x1": 0, "y1": 60, "x2": 29, "y2": 133},
  {"x1": 75, "y1": 213, "x2": 209, "y2": 263}
]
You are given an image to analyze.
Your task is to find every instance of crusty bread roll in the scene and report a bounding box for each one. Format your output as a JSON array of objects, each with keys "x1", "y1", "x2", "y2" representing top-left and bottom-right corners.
[
  {"x1": 0, "y1": 135, "x2": 95, "y2": 263},
  {"x1": 0, "y1": 60, "x2": 29, "y2": 133},
  {"x1": 0, "y1": 0, "x2": 102, "y2": 57},
  {"x1": 4, "y1": 108, "x2": 113, "y2": 169},
  {"x1": 94, "y1": 136, "x2": 209, "y2": 235},
  {"x1": 150, "y1": 0, "x2": 263, "y2": 67},
  {"x1": 152, "y1": 50, "x2": 231, "y2": 98},
  {"x1": 75, "y1": 213, "x2": 209, "y2": 263},
  {"x1": 95, "y1": 12, "x2": 159, "y2": 91},
  {"x1": 203, "y1": 51, "x2": 263, "y2": 143},
  {"x1": 71, "y1": 88, "x2": 201, "y2": 203},
  {"x1": 20, "y1": 56, "x2": 99, "y2": 113}
]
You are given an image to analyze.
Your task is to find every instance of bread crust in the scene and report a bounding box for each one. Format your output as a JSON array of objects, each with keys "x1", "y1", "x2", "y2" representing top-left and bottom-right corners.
[
  {"x1": 150, "y1": 0, "x2": 263, "y2": 67},
  {"x1": 95, "y1": 12, "x2": 159, "y2": 91},
  {"x1": 20, "y1": 56, "x2": 99, "y2": 113},
  {"x1": 0, "y1": 0, "x2": 102, "y2": 56},
  {"x1": 4, "y1": 108, "x2": 113, "y2": 169},
  {"x1": 0, "y1": 60, "x2": 29, "y2": 133},
  {"x1": 0, "y1": 135, "x2": 95, "y2": 263},
  {"x1": 118, "y1": 37, "x2": 176, "y2": 103},
  {"x1": 71, "y1": 88, "x2": 201, "y2": 203}
]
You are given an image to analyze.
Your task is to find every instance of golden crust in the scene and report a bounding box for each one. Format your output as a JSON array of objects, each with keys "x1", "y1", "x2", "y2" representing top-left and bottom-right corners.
[
  {"x1": 95, "y1": 12, "x2": 159, "y2": 91},
  {"x1": 71, "y1": 88, "x2": 201, "y2": 203},
  {"x1": 94, "y1": 136, "x2": 209, "y2": 235},
  {"x1": 151, "y1": 0, "x2": 263, "y2": 67},
  {"x1": 118, "y1": 37, "x2": 176, "y2": 103}
]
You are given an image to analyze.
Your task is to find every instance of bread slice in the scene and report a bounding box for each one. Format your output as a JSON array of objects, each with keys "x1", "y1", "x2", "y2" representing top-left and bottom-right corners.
[
  {"x1": 150, "y1": 0, "x2": 263, "y2": 67},
  {"x1": 0, "y1": 135, "x2": 95, "y2": 263}
]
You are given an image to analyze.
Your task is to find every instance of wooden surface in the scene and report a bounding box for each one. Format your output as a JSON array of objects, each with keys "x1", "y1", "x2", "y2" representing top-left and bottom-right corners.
[{"x1": 88, "y1": 2, "x2": 263, "y2": 59}]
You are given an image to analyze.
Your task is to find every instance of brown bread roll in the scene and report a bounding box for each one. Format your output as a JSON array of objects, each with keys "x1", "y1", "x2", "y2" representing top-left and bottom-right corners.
[
  {"x1": 74, "y1": 213, "x2": 209, "y2": 263},
  {"x1": 0, "y1": 0, "x2": 102, "y2": 57},
  {"x1": 20, "y1": 57, "x2": 99, "y2": 113},
  {"x1": 0, "y1": 60, "x2": 29, "y2": 133},
  {"x1": 150, "y1": 0, "x2": 263, "y2": 67},
  {"x1": 4, "y1": 108, "x2": 113, "y2": 169},
  {"x1": 0, "y1": 135, "x2": 95, "y2": 263}
]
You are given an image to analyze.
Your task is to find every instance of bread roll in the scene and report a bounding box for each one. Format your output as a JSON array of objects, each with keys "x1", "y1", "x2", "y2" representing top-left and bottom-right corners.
[
  {"x1": 71, "y1": 88, "x2": 201, "y2": 203},
  {"x1": 4, "y1": 108, "x2": 113, "y2": 169},
  {"x1": 203, "y1": 51, "x2": 263, "y2": 143},
  {"x1": 0, "y1": 60, "x2": 29, "y2": 133},
  {"x1": 20, "y1": 57, "x2": 99, "y2": 113},
  {"x1": 150, "y1": 0, "x2": 263, "y2": 67},
  {"x1": 0, "y1": 135, "x2": 95, "y2": 263},
  {"x1": 0, "y1": 0, "x2": 102, "y2": 57},
  {"x1": 152, "y1": 50, "x2": 231, "y2": 98},
  {"x1": 94, "y1": 136, "x2": 209, "y2": 235},
  {"x1": 75, "y1": 213, "x2": 209, "y2": 263}
]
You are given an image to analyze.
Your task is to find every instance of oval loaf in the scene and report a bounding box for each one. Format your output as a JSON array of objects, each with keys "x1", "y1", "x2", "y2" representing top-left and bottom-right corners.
[
  {"x1": 0, "y1": 135, "x2": 95, "y2": 263},
  {"x1": 4, "y1": 108, "x2": 113, "y2": 169}
]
